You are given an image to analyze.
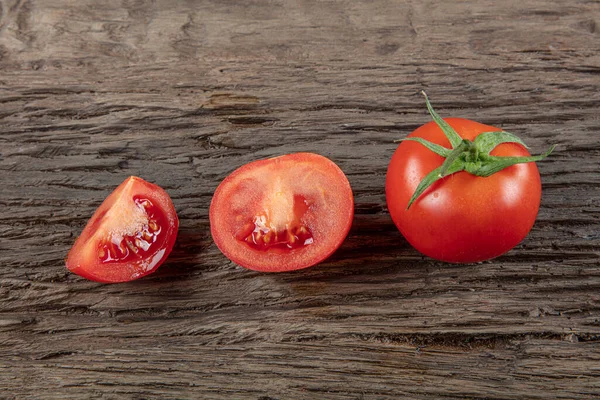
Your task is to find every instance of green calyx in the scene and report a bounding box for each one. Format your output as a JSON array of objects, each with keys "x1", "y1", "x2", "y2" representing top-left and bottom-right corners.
[{"x1": 403, "y1": 92, "x2": 556, "y2": 210}]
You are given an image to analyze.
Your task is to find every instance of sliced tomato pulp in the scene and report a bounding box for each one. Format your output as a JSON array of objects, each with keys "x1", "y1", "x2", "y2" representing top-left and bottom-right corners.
[
  {"x1": 210, "y1": 153, "x2": 354, "y2": 272},
  {"x1": 66, "y1": 176, "x2": 179, "y2": 283}
]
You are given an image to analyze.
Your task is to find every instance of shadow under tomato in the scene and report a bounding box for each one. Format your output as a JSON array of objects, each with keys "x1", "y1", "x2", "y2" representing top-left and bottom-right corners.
[
  {"x1": 141, "y1": 228, "x2": 213, "y2": 282},
  {"x1": 139, "y1": 212, "x2": 422, "y2": 285},
  {"x1": 259, "y1": 213, "x2": 425, "y2": 284}
]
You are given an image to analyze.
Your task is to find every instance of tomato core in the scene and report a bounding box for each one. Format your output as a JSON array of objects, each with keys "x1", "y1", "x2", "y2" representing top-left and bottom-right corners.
[
  {"x1": 98, "y1": 196, "x2": 165, "y2": 264},
  {"x1": 237, "y1": 194, "x2": 314, "y2": 252}
]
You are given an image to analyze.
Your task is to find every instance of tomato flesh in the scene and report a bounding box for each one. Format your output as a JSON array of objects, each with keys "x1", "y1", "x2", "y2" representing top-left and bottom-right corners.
[
  {"x1": 66, "y1": 176, "x2": 178, "y2": 283},
  {"x1": 386, "y1": 118, "x2": 542, "y2": 263},
  {"x1": 210, "y1": 153, "x2": 354, "y2": 272}
]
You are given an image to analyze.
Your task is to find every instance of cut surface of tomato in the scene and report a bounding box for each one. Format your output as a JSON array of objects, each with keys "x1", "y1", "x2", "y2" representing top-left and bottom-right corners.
[
  {"x1": 210, "y1": 153, "x2": 354, "y2": 272},
  {"x1": 66, "y1": 176, "x2": 178, "y2": 283}
]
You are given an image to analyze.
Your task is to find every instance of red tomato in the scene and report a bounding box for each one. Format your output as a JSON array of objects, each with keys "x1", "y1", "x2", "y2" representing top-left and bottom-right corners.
[
  {"x1": 210, "y1": 153, "x2": 354, "y2": 272},
  {"x1": 386, "y1": 118, "x2": 542, "y2": 263},
  {"x1": 66, "y1": 176, "x2": 179, "y2": 283}
]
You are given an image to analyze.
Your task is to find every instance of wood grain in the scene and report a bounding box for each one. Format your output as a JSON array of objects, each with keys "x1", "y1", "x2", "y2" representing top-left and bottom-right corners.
[{"x1": 1, "y1": 0, "x2": 599, "y2": 398}]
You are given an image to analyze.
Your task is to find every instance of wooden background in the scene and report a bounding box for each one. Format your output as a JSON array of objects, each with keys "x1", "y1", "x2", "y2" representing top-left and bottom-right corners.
[{"x1": 1, "y1": 0, "x2": 599, "y2": 398}]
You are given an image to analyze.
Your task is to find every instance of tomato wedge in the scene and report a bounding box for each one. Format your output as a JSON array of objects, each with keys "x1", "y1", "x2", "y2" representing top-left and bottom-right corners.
[
  {"x1": 210, "y1": 153, "x2": 354, "y2": 272},
  {"x1": 66, "y1": 176, "x2": 178, "y2": 283}
]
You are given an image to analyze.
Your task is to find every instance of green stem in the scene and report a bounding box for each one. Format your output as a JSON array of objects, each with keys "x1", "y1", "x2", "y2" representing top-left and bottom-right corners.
[
  {"x1": 422, "y1": 91, "x2": 463, "y2": 149},
  {"x1": 474, "y1": 145, "x2": 556, "y2": 177},
  {"x1": 403, "y1": 93, "x2": 556, "y2": 209}
]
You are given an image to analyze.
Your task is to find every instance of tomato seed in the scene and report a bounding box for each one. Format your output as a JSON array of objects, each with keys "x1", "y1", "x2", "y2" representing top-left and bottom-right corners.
[
  {"x1": 125, "y1": 239, "x2": 138, "y2": 253},
  {"x1": 148, "y1": 220, "x2": 159, "y2": 232},
  {"x1": 287, "y1": 231, "x2": 296, "y2": 245},
  {"x1": 263, "y1": 232, "x2": 272, "y2": 245},
  {"x1": 134, "y1": 197, "x2": 153, "y2": 211},
  {"x1": 241, "y1": 216, "x2": 313, "y2": 252}
]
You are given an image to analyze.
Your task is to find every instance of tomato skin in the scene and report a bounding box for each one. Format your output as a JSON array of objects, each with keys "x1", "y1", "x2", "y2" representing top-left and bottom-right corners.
[
  {"x1": 210, "y1": 153, "x2": 354, "y2": 272},
  {"x1": 386, "y1": 118, "x2": 542, "y2": 263},
  {"x1": 66, "y1": 176, "x2": 178, "y2": 283}
]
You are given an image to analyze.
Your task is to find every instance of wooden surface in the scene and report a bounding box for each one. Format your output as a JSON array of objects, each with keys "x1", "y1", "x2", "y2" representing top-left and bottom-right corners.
[{"x1": 1, "y1": 0, "x2": 599, "y2": 398}]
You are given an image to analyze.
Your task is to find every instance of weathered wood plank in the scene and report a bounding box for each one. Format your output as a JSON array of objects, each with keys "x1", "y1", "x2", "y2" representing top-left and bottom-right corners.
[{"x1": 1, "y1": 0, "x2": 599, "y2": 398}]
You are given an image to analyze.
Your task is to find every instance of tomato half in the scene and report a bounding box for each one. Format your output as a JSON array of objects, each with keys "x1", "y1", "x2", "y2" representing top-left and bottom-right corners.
[
  {"x1": 210, "y1": 153, "x2": 354, "y2": 272},
  {"x1": 386, "y1": 118, "x2": 542, "y2": 263},
  {"x1": 66, "y1": 176, "x2": 179, "y2": 282}
]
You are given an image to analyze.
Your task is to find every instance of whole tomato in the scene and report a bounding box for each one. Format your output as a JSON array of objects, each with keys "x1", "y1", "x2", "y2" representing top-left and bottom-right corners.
[{"x1": 386, "y1": 93, "x2": 554, "y2": 263}]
